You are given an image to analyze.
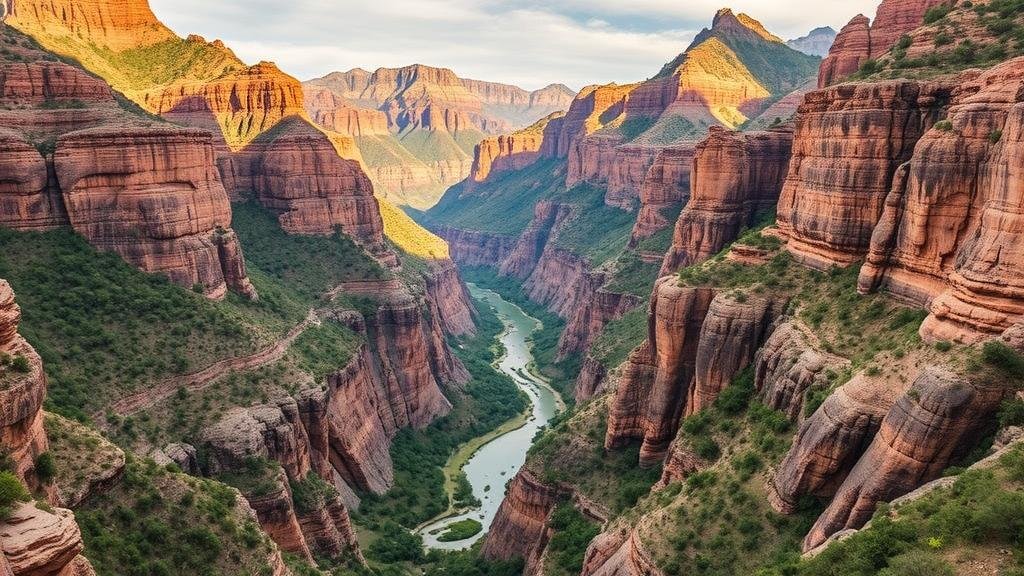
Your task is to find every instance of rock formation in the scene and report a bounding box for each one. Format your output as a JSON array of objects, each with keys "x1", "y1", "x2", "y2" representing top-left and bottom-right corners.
[
  {"x1": 54, "y1": 126, "x2": 258, "y2": 299},
  {"x1": 776, "y1": 80, "x2": 950, "y2": 268},
  {"x1": 630, "y1": 145, "x2": 694, "y2": 245},
  {"x1": 755, "y1": 322, "x2": 850, "y2": 421},
  {"x1": 661, "y1": 126, "x2": 793, "y2": 274},
  {"x1": 604, "y1": 279, "x2": 716, "y2": 465},
  {"x1": 424, "y1": 259, "x2": 477, "y2": 337},
  {"x1": 0, "y1": 281, "x2": 48, "y2": 493},
  {"x1": 767, "y1": 372, "x2": 908, "y2": 514},
  {"x1": 468, "y1": 113, "x2": 562, "y2": 185},
  {"x1": 804, "y1": 368, "x2": 1006, "y2": 550},
  {"x1": 859, "y1": 60, "x2": 1024, "y2": 342},
  {"x1": 481, "y1": 470, "x2": 564, "y2": 574},
  {"x1": 818, "y1": 0, "x2": 949, "y2": 87},
  {"x1": 0, "y1": 503, "x2": 95, "y2": 576},
  {"x1": 687, "y1": 292, "x2": 787, "y2": 415}
]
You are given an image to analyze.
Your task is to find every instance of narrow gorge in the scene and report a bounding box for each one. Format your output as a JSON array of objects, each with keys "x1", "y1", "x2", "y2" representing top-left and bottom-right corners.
[{"x1": 2, "y1": 0, "x2": 1024, "y2": 575}]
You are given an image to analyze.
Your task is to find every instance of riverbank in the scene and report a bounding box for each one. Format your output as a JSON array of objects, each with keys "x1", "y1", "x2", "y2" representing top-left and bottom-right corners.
[{"x1": 416, "y1": 285, "x2": 563, "y2": 550}]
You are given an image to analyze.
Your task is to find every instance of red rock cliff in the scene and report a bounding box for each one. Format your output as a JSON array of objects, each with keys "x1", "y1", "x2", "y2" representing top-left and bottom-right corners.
[
  {"x1": 53, "y1": 126, "x2": 257, "y2": 300},
  {"x1": 818, "y1": 0, "x2": 949, "y2": 87},
  {"x1": 859, "y1": 60, "x2": 1024, "y2": 342},
  {"x1": 776, "y1": 80, "x2": 949, "y2": 268},
  {"x1": 661, "y1": 126, "x2": 793, "y2": 274}
]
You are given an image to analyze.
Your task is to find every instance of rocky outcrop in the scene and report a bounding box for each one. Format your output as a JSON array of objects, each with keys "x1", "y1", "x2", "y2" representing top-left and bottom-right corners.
[
  {"x1": 294, "y1": 492, "x2": 362, "y2": 562},
  {"x1": 436, "y1": 227, "x2": 515, "y2": 268},
  {"x1": 776, "y1": 80, "x2": 949, "y2": 268},
  {"x1": 0, "y1": 59, "x2": 114, "y2": 107},
  {"x1": 0, "y1": 281, "x2": 48, "y2": 493},
  {"x1": 499, "y1": 202, "x2": 571, "y2": 280},
  {"x1": 245, "y1": 469, "x2": 314, "y2": 562},
  {"x1": 804, "y1": 368, "x2": 1006, "y2": 550},
  {"x1": 302, "y1": 88, "x2": 390, "y2": 137},
  {"x1": 5, "y1": 0, "x2": 175, "y2": 51},
  {"x1": 661, "y1": 126, "x2": 793, "y2": 274},
  {"x1": 146, "y1": 61, "x2": 307, "y2": 151},
  {"x1": 604, "y1": 145, "x2": 660, "y2": 210},
  {"x1": 53, "y1": 126, "x2": 257, "y2": 299},
  {"x1": 560, "y1": 288, "x2": 643, "y2": 360},
  {"x1": 604, "y1": 279, "x2": 716, "y2": 466},
  {"x1": 859, "y1": 60, "x2": 1024, "y2": 342},
  {"x1": 247, "y1": 118, "x2": 388, "y2": 247},
  {"x1": 687, "y1": 292, "x2": 787, "y2": 415},
  {"x1": 818, "y1": 0, "x2": 950, "y2": 87},
  {"x1": 767, "y1": 372, "x2": 908, "y2": 514},
  {"x1": 574, "y1": 357, "x2": 608, "y2": 403},
  {"x1": 630, "y1": 145, "x2": 694, "y2": 244},
  {"x1": 482, "y1": 469, "x2": 563, "y2": 574},
  {"x1": 0, "y1": 503, "x2": 94, "y2": 576},
  {"x1": 0, "y1": 129, "x2": 65, "y2": 232},
  {"x1": 580, "y1": 529, "x2": 664, "y2": 576},
  {"x1": 755, "y1": 322, "x2": 850, "y2": 421},
  {"x1": 468, "y1": 114, "x2": 560, "y2": 184},
  {"x1": 817, "y1": 15, "x2": 872, "y2": 89},
  {"x1": 424, "y1": 259, "x2": 476, "y2": 337}
]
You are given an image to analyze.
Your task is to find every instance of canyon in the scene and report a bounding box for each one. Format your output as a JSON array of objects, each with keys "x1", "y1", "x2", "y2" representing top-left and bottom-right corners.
[{"x1": 3, "y1": 0, "x2": 1024, "y2": 575}]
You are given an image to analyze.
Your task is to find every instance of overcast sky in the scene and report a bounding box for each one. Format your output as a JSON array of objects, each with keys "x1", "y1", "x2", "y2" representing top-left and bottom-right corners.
[{"x1": 148, "y1": 0, "x2": 881, "y2": 91}]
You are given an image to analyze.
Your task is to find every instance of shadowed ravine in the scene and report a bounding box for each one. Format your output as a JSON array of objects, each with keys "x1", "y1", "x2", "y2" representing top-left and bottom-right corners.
[{"x1": 417, "y1": 284, "x2": 563, "y2": 550}]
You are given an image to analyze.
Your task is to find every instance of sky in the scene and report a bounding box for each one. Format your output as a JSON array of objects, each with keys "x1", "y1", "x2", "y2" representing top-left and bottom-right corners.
[{"x1": 148, "y1": 0, "x2": 881, "y2": 91}]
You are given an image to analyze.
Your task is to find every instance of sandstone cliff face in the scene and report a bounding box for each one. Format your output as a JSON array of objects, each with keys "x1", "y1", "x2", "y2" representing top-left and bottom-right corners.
[
  {"x1": 6, "y1": 0, "x2": 175, "y2": 51},
  {"x1": 0, "y1": 59, "x2": 114, "y2": 106},
  {"x1": 580, "y1": 528, "x2": 664, "y2": 576},
  {"x1": 776, "y1": 80, "x2": 950, "y2": 268},
  {"x1": 0, "y1": 281, "x2": 48, "y2": 493},
  {"x1": 803, "y1": 368, "x2": 1006, "y2": 550},
  {"x1": 54, "y1": 126, "x2": 258, "y2": 299},
  {"x1": 436, "y1": 227, "x2": 515, "y2": 267},
  {"x1": 818, "y1": 0, "x2": 948, "y2": 87},
  {"x1": 468, "y1": 113, "x2": 561, "y2": 184},
  {"x1": 687, "y1": 293, "x2": 787, "y2": 415},
  {"x1": 661, "y1": 126, "x2": 793, "y2": 274},
  {"x1": 248, "y1": 119, "x2": 386, "y2": 246},
  {"x1": 0, "y1": 129, "x2": 66, "y2": 232},
  {"x1": 767, "y1": 372, "x2": 907, "y2": 515},
  {"x1": 0, "y1": 503, "x2": 95, "y2": 576},
  {"x1": 604, "y1": 279, "x2": 716, "y2": 466},
  {"x1": 630, "y1": 145, "x2": 694, "y2": 245},
  {"x1": 859, "y1": 60, "x2": 1024, "y2": 342},
  {"x1": 560, "y1": 288, "x2": 643, "y2": 361},
  {"x1": 574, "y1": 356, "x2": 608, "y2": 404},
  {"x1": 150, "y1": 61, "x2": 308, "y2": 151},
  {"x1": 424, "y1": 259, "x2": 476, "y2": 337},
  {"x1": 482, "y1": 470, "x2": 563, "y2": 575}
]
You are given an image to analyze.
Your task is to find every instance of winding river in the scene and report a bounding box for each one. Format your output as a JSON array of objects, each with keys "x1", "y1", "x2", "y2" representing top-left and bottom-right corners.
[{"x1": 417, "y1": 284, "x2": 562, "y2": 550}]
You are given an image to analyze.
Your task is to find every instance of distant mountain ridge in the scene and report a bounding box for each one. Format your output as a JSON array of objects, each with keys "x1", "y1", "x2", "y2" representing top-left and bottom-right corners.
[
  {"x1": 303, "y1": 65, "x2": 576, "y2": 208},
  {"x1": 787, "y1": 26, "x2": 838, "y2": 56}
]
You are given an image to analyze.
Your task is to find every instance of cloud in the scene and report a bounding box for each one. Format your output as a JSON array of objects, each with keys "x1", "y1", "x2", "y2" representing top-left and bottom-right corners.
[{"x1": 148, "y1": 0, "x2": 880, "y2": 90}]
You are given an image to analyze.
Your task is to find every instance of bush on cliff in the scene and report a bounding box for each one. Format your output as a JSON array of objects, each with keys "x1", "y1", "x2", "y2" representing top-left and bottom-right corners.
[{"x1": 0, "y1": 471, "x2": 31, "y2": 520}]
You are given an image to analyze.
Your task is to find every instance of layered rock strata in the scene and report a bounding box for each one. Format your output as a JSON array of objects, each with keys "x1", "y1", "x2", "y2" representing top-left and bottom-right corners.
[
  {"x1": 776, "y1": 80, "x2": 950, "y2": 268},
  {"x1": 804, "y1": 368, "x2": 1007, "y2": 550},
  {"x1": 661, "y1": 126, "x2": 793, "y2": 274},
  {"x1": 858, "y1": 60, "x2": 1024, "y2": 342}
]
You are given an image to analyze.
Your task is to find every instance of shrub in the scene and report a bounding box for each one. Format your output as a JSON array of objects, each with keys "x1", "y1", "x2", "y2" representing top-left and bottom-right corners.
[
  {"x1": 878, "y1": 550, "x2": 955, "y2": 576},
  {"x1": 981, "y1": 340, "x2": 1024, "y2": 377},
  {"x1": 10, "y1": 355, "x2": 30, "y2": 373},
  {"x1": 694, "y1": 437, "x2": 721, "y2": 461},
  {"x1": 934, "y1": 340, "x2": 953, "y2": 352},
  {"x1": 999, "y1": 398, "x2": 1024, "y2": 427},
  {"x1": 858, "y1": 59, "x2": 881, "y2": 75},
  {"x1": 0, "y1": 472, "x2": 30, "y2": 520},
  {"x1": 989, "y1": 129, "x2": 1004, "y2": 144},
  {"x1": 34, "y1": 452, "x2": 55, "y2": 483},
  {"x1": 934, "y1": 120, "x2": 954, "y2": 132},
  {"x1": 896, "y1": 34, "x2": 914, "y2": 50},
  {"x1": 934, "y1": 31, "x2": 953, "y2": 47},
  {"x1": 924, "y1": 3, "x2": 953, "y2": 24}
]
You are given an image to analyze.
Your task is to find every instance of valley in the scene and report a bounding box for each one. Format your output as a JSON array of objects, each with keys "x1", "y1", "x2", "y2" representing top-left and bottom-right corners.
[{"x1": 1, "y1": 0, "x2": 1024, "y2": 575}]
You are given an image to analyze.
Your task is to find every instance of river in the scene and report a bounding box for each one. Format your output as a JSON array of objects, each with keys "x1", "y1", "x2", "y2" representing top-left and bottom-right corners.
[{"x1": 417, "y1": 284, "x2": 562, "y2": 550}]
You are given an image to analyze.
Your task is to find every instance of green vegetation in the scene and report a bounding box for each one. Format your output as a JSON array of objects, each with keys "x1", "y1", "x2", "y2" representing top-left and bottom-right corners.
[
  {"x1": 78, "y1": 458, "x2": 277, "y2": 576},
  {"x1": 292, "y1": 473, "x2": 339, "y2": 515},
  {"x1": 589, "y1": 307, "x2": 647, "y2": 370},
  {"x1": 0, "y1": 471, "x2": 31, "y2": 520},
  {"x1": 423, "y1": 546, "x2": 523, "y2": 576},
  {"x1": 544, "y1": 505, "x2": 601, "y2": 576},
  {"x1": 436, "y1": 519, "x2": 483, "y2": 542},
  {"x1": 460, "y1": 267, "x2": 580, "y2": 403},
  {"x1": 0, "y1": 227, "x2": 297, "y2": 420},
  {"x1": 214, "y1": 457, "x2": 280, "y2": 499},
  {"x1": 289, "y1": 321, "x2": 363, "y2": 381},
  {"x1": 232, "y1": 202, "x2": 387, "y2": 301},
  {"x1": 34, "y1": 452, "x2": 56, "y2": 483},
  {"x1": 553, "y1": 183, "x2": 636, "y2": 266},
  {"x1": 423, "y1": 159, "x2": 568, "y2": 236},
  {"x1": 355, "y1": 297, "x2": 527, "y2": 528},
  {"x1": 603, "y1": 252, "x2": 662, "y2": 297},
  {"x1": 800, "y1": 445, "x2": 1024, "y2": 575},
  {"x1": 645, "y1": 369, "x2": 823, "y2": 575}
]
